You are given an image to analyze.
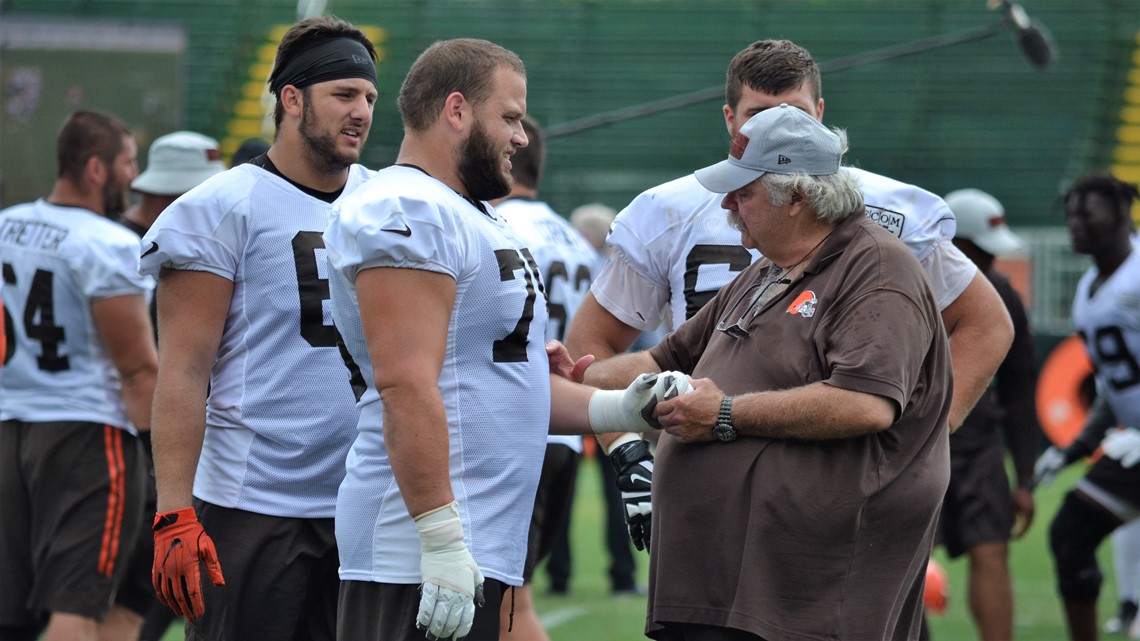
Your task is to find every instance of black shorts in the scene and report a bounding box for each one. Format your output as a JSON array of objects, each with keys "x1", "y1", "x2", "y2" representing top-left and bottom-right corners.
[
  {"x1": 337, "y1": 579, "x2": 506, "y2": 641},
  {"x1": 1082, "y1": 454, "x2": 1140, "y2": 514},
  {"x1": 937, "y1": 442, "x2": 1012, "y2": 558},
  {"x1": 655, "y1": 622, "x2": 766, "y2": 641},
  {"x1": 114, "y1": 454, "x2": 158, "y2": 615},
  {"x1": 523, "y1": 443, "x2": 580, "y2": 581},
  {"x1": 0, "y1": 420, "x2": 145, "y2": 626},
  {"x1": 183, "y1": 501, "x2": 339, "y2": 641}
]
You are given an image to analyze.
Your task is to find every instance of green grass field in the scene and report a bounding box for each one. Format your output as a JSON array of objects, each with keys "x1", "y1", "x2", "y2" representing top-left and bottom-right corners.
[
  {"x1": 160, "y1": 456, "x2": 1117, "y2": 640},
  {"x1": 529, "y1": 457, "x2": 1113, "y2": 641}
]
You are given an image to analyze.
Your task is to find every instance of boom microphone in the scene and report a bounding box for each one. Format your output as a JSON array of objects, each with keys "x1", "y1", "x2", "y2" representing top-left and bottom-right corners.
[
  {"x1": 1004, "y1": 1, "x2": 1058, "y2": 69},
  {"x1": 545, "y1": 3, "x2": 1060, "y2": 139}
]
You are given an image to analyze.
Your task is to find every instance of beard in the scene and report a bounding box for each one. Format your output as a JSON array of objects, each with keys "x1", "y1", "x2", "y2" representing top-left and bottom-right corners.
[
  {"x1": 299, "y1": 96, "x2": 360, "y2": 176},
  {"x1": 458, "y1": 120, "x2": 512, "y2": 202},
  {"x1": 102, "y1": 177, "x2": 128, "y2": 217}
]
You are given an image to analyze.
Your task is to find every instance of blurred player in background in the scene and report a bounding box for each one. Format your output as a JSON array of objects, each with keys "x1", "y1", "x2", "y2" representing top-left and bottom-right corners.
[
  {"x1": 569, "y1": 203, "x2": 614, "y2": 275},
  {"x1": 120, "y1": 131, "x2": 226, "y2": 239},
  {"x1": 0, "y1": 109, "x2": 155, "y2": 641},
  {"x1": 1035, "y1": 173, "x2": 1140, "y2": 641},
  {"x1": 1103, "y1": 514, "x2": 1140, "y2": 637},
  {"x1": 565, "y1": 38, "x2": 1012, "y2": 553},
  {"x1": 114, "y1": 130, "x2": 226, "y2": 641},
  {"x1": 493, "y1": 115, "x2": 600, "y2": 640},
  {"x1": 139, "y1": 16, "x2": 378, "y2": 641},
  {"x1": 567, "y1": 201, "x2": 647, "y2": 598},
  {"x1": 228, "y1": 137, "x2": 271, "y2": 168},
  {"x1": 933, "y1": 188, "x2": 1041, "y2": 641}
]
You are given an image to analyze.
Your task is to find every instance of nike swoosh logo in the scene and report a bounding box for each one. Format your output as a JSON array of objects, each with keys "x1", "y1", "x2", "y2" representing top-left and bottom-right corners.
[
  {"x1": 382, "y1": 224, "x2": 412, "y2": 237},
  {"x1": 629, "y1": 474, "x2": 652, "y2": 486},
  {"x1": 142, "y1": 241, "x2": 159, "y2": 258}
]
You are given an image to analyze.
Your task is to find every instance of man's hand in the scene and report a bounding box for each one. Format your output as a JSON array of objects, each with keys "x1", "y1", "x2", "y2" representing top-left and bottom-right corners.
[
  {"x1": 655, "y1": 377, "x2": 726, "y2": 443},
  {"x1": 546, "y1": 340, "x2": 593, "y2": 383},
  {"x1": 1032, "y1": 446, "x2": 1070, "y2": 488},
  {"x1": 1010, "y1": 486, "x2": 1035, "y2": 539},
  {"x1": 415, "y1": 502, "x2": 484, "y2": 641},
  {"x1": 608, "y1": 438, "x2": 654, "y2": 551},
  {"x1": 1103, "y1": 427, "x2": 1140, "y2": 468},
  {"x1": 152, "y1": 507, "x2": 225, "y2": 620},
  {"x1": 588, "y1": 371, "x2": 691, "y2": 433}
]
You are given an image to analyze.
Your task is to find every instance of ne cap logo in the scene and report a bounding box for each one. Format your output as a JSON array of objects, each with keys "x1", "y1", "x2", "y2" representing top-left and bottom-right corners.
[
  {"x1": 729, "y1": 132, "x2": 749, "y2": 160},
  {"x1": 778, "y1": 155, "x2": 791, "y2": 165}
]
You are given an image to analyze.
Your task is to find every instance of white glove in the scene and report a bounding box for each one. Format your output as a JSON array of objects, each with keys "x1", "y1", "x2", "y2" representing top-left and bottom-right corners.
[
  {"x1": 1032, "y1": 446, "x2": 1068, "y2": 488},
  {"x1": 588, "y1": 371, "x2": 692, "y2": 433},
  {"x1": 414, "y1": 502, "x2": 484, "y2": 641},
  {"x1": 1103, "y1": 427, "x2": 1140, "y2": 468}
]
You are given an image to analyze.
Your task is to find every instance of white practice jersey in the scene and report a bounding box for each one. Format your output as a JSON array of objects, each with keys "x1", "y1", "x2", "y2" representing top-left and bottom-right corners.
[
  {"x1": 595, "y1": 168, "x2": 975, "y2": 332},
  {"x1": 498, "y1": 197, "x2": 598, "y2": 454},
  {"x1": 1072, "y1": 249, "x2": 1140, "y2": 428},
  {"x1": 0, "y1": 200, "x2": 153, "y2": 429},
  {"x1": 139, "y1": 163, "x2": 372, "y2": 519},
  {"x1": 326, "y1": 166, "x2": 550, "y2": 586}
]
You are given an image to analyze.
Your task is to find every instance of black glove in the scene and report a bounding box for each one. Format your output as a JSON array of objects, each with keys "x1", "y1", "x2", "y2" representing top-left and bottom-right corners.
[{"x1": 609, "y1": 439, "x2": 654, "y2": 551}]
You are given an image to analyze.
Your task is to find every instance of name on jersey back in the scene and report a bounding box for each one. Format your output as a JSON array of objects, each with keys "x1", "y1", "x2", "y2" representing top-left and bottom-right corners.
[{"x1": 0, "y1": 218, "x2": 69, "y2": 253}]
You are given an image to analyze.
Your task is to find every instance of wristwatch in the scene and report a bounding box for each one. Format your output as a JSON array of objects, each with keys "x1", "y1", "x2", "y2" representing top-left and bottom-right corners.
[{"x1": 713, "y1": 395, "x2": 738, "y2": 442}]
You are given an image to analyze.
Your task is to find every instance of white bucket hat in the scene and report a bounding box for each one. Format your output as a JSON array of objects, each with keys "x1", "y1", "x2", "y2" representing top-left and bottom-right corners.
[{"x1": 132, "y1": 131, "x2": 225, "y2": 196}]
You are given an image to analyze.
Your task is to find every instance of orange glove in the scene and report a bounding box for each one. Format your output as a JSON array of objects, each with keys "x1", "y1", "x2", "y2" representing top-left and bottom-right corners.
[{"x1": 152, "y1": 507, "x2": 225, "y2": 620}]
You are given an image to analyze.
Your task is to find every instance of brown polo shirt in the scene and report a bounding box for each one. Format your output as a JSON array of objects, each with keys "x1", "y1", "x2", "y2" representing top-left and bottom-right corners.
[{"x1": 646, "y1": 213, "x2": 952, "y2": 641}]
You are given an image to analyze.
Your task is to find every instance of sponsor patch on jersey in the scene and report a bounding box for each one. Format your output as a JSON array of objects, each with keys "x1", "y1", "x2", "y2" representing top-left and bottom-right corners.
[
  {"x1": 786, "y1": 290, "x2": 818, "y2": 318},
  {"x1": 866, "y1": 206, "x2": 905, "y2": 239}
]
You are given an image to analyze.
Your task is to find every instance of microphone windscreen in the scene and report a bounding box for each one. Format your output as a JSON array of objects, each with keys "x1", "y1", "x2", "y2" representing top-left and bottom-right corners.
[{"x1": 1017, "y1": 19, "x2": 1057, "y2": 69}]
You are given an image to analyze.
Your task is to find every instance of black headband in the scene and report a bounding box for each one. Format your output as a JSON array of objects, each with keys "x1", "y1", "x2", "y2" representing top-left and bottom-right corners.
[{"x1": 269, "y1": 37, "x2": 377, "y2": 95}]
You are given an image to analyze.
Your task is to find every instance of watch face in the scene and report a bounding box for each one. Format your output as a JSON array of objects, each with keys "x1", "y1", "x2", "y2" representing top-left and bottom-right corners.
[{"x1": 714, "y1": 423, "x2": 737, "y2": 442}]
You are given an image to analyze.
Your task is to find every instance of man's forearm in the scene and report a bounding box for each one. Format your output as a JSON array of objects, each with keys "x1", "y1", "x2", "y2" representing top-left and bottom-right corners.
[
  {"x1": 734, "y1": 383, "x2": 895, "y2": 440},
  {"x1": 581, "y1": 350, "x2": 660, "y2": 390},
  {"x1": 578, "y1": 351, "x2": 661, "y2": 452},
  {"x1": 942, "y1": 274, "x2": 1013, "y2": 430},
  {"x1": 120, "y1": 365, "x2": 157, "y2": 434},
  {"x1": 1072, "y1": 394, "x2": 1117, "y2": 456},
  {"x1": 383, "y1": 387, "x2": 454, "y2": 518},
  {"x1": 564, "y1": 294, "x2": 643, "y2": 363},
  {"x1": 152, "y1": 372, "x2": 209, "y2": 512}
]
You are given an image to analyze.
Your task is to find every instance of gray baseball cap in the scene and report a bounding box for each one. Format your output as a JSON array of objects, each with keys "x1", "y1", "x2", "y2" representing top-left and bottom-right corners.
[
  {"x1": 695, "y1": 104, "x2": 842, "y2": 194},
  {"x1": 132, "y1": 131, "x2": 226, "y2": 196}
]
